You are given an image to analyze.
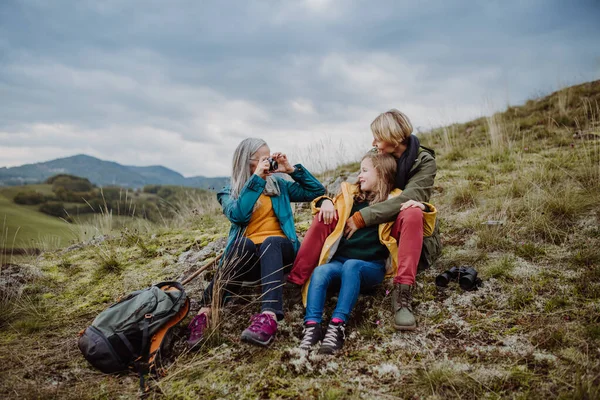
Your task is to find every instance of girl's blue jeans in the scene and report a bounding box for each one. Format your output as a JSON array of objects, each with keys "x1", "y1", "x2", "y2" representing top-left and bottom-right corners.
[{"x1": 304, "y1": 256, "x2": 386, "y2": 323}]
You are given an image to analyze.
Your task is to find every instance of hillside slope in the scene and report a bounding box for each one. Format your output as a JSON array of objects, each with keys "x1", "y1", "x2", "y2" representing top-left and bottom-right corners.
[
  {"x1": 0, "y1": 154, "x2": 228, "y2": 189},
  {"x1": 0, "y1": 194, "x2": 75, "y2": 251},
  {"x1": 0, "y1": 80, "x2": 598, "y2": 399}
]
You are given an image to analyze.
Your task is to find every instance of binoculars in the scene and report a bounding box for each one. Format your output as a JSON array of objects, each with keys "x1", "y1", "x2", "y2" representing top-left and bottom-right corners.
[{"x1": 435, "y1": 266, "x2": 480, "y2": 291}]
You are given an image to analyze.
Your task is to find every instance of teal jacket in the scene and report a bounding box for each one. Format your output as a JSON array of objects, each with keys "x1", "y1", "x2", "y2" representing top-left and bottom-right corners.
[{"x1": 217, "y1": 164, "x2": 326, "y2": 260}]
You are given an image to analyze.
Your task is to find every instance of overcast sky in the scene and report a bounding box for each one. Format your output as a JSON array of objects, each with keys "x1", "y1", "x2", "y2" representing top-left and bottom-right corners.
[{"x1": 1, "y1": 0, "x2": 599, "y2": 177}]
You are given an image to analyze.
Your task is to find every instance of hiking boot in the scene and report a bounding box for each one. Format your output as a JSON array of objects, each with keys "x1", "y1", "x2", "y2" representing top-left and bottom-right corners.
[
  {"x1": 284, "y1": 280, "x2": 303, "y2": 306},
  {"x1": 187, "y1": 313, "x2": 209, "y2": 349},
  {"x1": 318, "y1": 320, "x2": 345, "y2": 355},
  {"x1": 392, "y1": 284, "x2": 416, "y2": 331},
  {"x1": 240, "y1": 313, "x2": 278, "y2": 346},
  {"x1": 299, "y1": 322, "x2": 322, "y2": 350}
]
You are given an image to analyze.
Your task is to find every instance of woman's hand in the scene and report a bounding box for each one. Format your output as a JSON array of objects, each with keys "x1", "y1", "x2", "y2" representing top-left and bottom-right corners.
[
  {"x1": 400, "y1": 200, "x2": 425, "y2": 211},
  {"x1": 271, "y1": 152, "x2": 295, "y2": 174},
  {"x1": 318, "y1": 199, "x2": 337, "y2": 225},
  {"x1": 344, "y1": 218, "x2": 359, "y2": 239},
  {"x1": 253, "y1": 156, "x2": 271, "y2": 180}
]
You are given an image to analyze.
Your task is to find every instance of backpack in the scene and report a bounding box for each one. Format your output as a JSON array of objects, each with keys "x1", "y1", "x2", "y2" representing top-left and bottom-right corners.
[{"x1": 78, "y1": 281, "x2": 190, "y2": 390}]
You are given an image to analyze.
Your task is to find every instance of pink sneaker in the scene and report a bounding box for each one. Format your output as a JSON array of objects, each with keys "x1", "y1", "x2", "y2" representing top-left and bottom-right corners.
[
  {"x1": 187, "y1": 313, "x2": 208, "y2": 349},
  {"x1": 240, "y1": 313, "x2": 277, "y2": 346}
]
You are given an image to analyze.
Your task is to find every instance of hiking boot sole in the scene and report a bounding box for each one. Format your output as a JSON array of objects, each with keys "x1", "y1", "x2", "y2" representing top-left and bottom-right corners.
[
  {"x1": 240, "y1": 332, "x2": 274, "y2": 347},
  {"x1": 393, "y1": 323, "x2": 417, "y2": 331},
  {"x1": 186, "y1": 339, "x2": 204, "y2": 350},
  {"x1": 318, "y1": 346, "x2": 339, "y2": 355}
]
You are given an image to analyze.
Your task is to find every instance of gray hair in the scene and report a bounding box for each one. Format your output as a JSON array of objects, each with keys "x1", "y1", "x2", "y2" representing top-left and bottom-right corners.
[{"x1": 230, "y1": 138, "x2": 280, "y2": 199}]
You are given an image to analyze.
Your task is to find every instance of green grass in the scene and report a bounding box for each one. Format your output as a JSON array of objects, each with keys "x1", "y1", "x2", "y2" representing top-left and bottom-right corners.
[
  {"x1": 0, "y1": 184, "x2": 55, "y2": 201},
  {"x1": 0, "y1": 194, "x2": 75, "y2": 250}
]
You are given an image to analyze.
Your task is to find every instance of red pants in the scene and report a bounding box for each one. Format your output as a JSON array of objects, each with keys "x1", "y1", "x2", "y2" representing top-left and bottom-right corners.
[{"x1": 288, "y1": 208, "x2": 424, "y2": 286}]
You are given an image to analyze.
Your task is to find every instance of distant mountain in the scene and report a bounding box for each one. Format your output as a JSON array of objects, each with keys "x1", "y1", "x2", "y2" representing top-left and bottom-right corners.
[{"x1": 0, "y1": 154, "x2": 229, "y2": 190}]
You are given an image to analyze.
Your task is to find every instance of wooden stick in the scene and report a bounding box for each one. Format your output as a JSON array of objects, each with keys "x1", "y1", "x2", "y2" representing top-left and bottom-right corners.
[{"x1": 181, "y1": 252, "x2": 223, "y2": 286}]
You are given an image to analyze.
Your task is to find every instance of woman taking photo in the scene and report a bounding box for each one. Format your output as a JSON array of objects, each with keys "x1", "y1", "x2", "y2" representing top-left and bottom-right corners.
[{"x1": 187, "y1": 138, "x2": 325, "y2": 348}]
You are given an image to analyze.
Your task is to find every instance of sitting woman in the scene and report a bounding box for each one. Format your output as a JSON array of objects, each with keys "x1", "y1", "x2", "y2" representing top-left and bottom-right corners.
[
  {"x1": 298, "y1": 152, "x2": 436, "y2": 354},
  {"x1": 288, "y1": 109, "x2": 440, "y2": 331},
  {"x1": 187, "y1": 138, "x2": 325, "y2": 348}
]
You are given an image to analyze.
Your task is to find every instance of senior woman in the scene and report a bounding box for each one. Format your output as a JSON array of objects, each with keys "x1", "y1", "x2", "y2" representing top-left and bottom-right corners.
[{"x1": 187, "y1": 138, "x2": 325, "y2": 348}]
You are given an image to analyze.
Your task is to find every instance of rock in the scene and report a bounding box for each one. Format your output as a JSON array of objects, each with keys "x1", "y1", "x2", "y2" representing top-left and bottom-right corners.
[
  {"x1": 0, "y1": 263, "x2": 43, "y2": 298},
  {"x1": 327, "y1": 177, "x2": 344, "y2": 195},
  {"x1": 346, "y1": 172, "x2": 359, "y2": 184},
  {"x1": 177, "y1": 237, "x2": 227, "y2": 267},
  {"x1": 325, "y1": 173, "x2": 359, "y2": 195},
  {"x1": 62, "y1": 234, "x2": 109, "y2": 254}
]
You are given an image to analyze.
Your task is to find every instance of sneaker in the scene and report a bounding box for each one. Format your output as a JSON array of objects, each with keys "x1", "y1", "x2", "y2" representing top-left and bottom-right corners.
[
  {"x1": 187, "y1": 313, "x2": 209, "y2": 349},
  {"x1": 318, "y1": 320, "x2": 345, "y2": 355},
  {"x1": 392, "y1": 284, "x2": 416, "y2": 331},
  {"x1": 240, "y1": 313, "x2": 278, "y2": 346},
  {"x1": 299, "y1": 322, "x2": 322, "y2": 350}
]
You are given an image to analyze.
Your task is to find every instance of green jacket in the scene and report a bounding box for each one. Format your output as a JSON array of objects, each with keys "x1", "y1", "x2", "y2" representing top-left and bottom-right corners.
[{"x1": 358, "y1": 146, "x2": 442, "y2": 270}]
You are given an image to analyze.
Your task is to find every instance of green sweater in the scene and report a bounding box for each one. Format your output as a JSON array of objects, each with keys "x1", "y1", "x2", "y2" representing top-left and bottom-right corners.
[{"x1": 334, "y1": 201, "x2": 388, "y2": 261}]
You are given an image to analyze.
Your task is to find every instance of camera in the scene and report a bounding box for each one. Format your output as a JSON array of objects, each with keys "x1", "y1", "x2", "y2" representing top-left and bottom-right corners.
[{"x1": 267, "y1": 157, "x2": 278, "y2": 172}]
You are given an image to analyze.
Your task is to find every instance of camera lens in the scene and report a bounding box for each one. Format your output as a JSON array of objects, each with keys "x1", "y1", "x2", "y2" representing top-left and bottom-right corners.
[{"x1": 268, "y1": 158, "x2": 278, "y2": 172}]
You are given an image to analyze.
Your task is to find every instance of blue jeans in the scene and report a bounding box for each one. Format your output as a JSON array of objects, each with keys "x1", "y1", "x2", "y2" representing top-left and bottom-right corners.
[
  {"x1": 201, "y1": 236, "x2": 294, "y2": 320},
  {"x1": 304, "y1": 256, "x2": 386, "y2": 323}
]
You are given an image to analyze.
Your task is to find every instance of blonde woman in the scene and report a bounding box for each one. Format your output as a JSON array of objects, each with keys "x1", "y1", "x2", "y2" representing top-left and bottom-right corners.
[
  {"x1": 287, "y1": 109, "x2": 440, "y2": 331},
  {"x1": 298, "y1": 152, "x2": 437, "y2": 354}
]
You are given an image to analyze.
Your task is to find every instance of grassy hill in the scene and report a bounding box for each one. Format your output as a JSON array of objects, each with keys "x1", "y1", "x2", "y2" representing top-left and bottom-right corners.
[
  {"x1": 0, "y1": 186, "x2": 76, "y2": 252},
  {"x1": 0, "y1": 80, "x2": 599, "y2": 399},
  {"x1": 0, "y1": 154, "x2": 229, "y2": 189},
  {"x1": 0, "y1": 179, "x2": 220, "y2": 254},
  {"x1": 0, "y1": 196, "x2": 72, "y2": 252}
]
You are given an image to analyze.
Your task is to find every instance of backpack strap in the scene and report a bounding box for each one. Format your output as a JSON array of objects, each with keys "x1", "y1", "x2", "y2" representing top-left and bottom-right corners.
[
  {"x1": 138, "y1": 314, "x2": 152, "y2": 393},
  {"x1": 116, "y1": 332, "x2": 138, "y2": 359}
]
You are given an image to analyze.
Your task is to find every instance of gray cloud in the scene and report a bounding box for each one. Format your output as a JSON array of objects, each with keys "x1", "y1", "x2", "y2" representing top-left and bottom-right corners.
[{"x1": 1, "y1": 0, "x2": 599, "y2": 176}]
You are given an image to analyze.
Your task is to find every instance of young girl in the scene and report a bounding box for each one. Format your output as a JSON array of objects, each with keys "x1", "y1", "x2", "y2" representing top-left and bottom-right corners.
[
  {"x1": 187, "y1": 138, "x2": 325, "y2": 348},
  {"x1": 298, "y1": 152, "x2": 437, "y2": 354},
  {"x1": 288, "y1": 109, "x2": 440, "y2": 331}
]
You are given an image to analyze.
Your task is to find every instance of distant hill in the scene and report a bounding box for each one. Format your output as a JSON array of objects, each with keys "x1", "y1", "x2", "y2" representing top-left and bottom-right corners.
[{"x1": 0, "y1": 154, "x2": 229, "y2": 190}]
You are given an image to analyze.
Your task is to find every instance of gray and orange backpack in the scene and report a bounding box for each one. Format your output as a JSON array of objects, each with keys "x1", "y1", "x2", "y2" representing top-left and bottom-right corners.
[{"x1": 78, "y1": 281, "x2": 190, "y2": 391}]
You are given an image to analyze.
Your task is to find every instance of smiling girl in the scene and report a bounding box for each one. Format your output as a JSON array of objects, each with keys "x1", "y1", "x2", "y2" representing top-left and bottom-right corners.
[{"x1": 297, "y1": 152, "x2": 436, "y2": 354}]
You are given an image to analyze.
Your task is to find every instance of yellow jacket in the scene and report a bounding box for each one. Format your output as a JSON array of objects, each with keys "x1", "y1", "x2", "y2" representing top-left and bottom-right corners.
[{"x1": 301, "y1": 182, "x2": 437, "y2": 305}]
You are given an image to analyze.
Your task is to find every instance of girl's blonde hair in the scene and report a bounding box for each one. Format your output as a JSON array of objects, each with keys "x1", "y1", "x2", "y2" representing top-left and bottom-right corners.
[
  {"x1": 354, "y1": 151, "x2": 397, "y2": 205},
  {"x1": 370, "y1": 109, "x2": 413, "y2": 147}
]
